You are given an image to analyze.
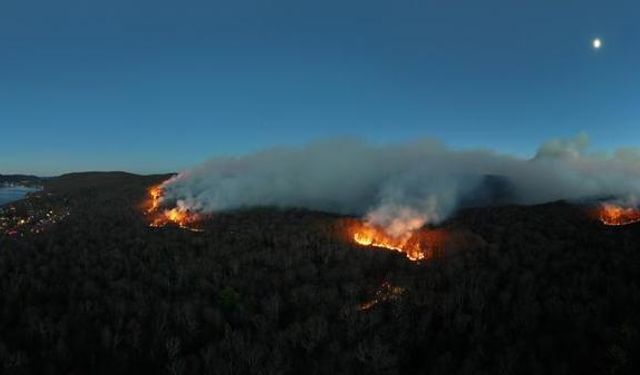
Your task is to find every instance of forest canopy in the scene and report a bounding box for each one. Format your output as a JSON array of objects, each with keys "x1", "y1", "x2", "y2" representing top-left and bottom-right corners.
[{"x1": 0, "y1": 172, "x2": 639, "y2": 374}]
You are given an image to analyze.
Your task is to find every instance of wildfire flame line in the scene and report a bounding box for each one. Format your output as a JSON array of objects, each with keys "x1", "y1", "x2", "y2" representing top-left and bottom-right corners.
[
  {"x1": 145, "y1": 184, "x2": 203, "y2": 231},
  {"x1": 148, "y1": 186, "x2": 163, "y2": 213},
  {"x1": 350, "y1": 221, "x2": 427, "y2": 261},
  {"x1": 597, "y1": 203, "x2": 640, "y2": 226}
]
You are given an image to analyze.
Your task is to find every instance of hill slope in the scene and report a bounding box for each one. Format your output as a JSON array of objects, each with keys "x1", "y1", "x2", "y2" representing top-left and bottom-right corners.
[{"x1": 0, "y1": 172, "x2": 639, "y2": 374}]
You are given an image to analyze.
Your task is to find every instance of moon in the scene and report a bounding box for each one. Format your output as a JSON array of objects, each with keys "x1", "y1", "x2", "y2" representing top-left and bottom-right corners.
[{"x1": 592, "y1": 38, "x2": 602, "y2": 49}]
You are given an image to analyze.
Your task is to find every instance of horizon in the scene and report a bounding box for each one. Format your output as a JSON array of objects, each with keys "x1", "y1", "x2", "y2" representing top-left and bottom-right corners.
[{"x1": 0, "y1": 132, "x2": 628, "y2": 177}]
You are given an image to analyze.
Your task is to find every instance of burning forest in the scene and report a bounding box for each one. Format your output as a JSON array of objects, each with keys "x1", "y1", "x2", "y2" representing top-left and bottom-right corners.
[
  {"x1": 595, "y1": 202, "x2": 640, "y2": 226},
  {"x1": 347, "y1": 220, "x2": 448, "y2": 261},
  {"x1": 7, "y1": 170, "x2": 640, "y2": 375},
  {"x1": 153, "y1": 136, "x2": 640, "y2": 252},
  {"x1": 351, "y1": 222, "x2": 425, "y2": 261},
  {"x1": 7, "y1": 1, "x2": 640, "y2": 372},
  {"x1": 145, "y1": 185, "x2": 204, "y2": 231},
  {"x1": 144, "y1": 182, "x2": 447, "y2": 259},
  {"x1": 140, "y1": 133, "x2": 640, "y2": 260}
]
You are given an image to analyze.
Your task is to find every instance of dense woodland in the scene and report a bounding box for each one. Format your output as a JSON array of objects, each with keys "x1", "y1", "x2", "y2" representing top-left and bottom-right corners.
[{"x1": 1, "y1": 172, "x2": 640, "y2": 374}]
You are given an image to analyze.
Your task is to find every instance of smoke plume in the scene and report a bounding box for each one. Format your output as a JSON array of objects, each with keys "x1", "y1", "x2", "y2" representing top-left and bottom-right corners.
[{"x1": 159, "y1": 135, "x2": 640, "y2": 237}]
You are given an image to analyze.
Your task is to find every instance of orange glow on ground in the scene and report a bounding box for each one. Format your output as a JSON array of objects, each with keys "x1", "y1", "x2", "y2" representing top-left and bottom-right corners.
[
  {"x1": 597, "y1": 203, "x2": 640, "y2": 226},
  {"x1": 359, "y1": 281, "x2": 405, "y2": 311},
  {"x1": 348, "y1": 220, "x2": 445, "y2": 261},
  {"x1": 145, "y1": 184, "x2": 204, "y2": 231}
]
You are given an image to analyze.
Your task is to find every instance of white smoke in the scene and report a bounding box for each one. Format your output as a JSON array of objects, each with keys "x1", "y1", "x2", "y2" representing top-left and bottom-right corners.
[{"x1": 159, "y1": 135, "x2": 640, "y2": 237}]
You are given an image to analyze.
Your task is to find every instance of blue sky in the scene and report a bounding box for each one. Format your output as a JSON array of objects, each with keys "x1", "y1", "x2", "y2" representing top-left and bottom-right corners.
[{"x1": 1, "y1": 0, "x2": 639, "y2": 175}]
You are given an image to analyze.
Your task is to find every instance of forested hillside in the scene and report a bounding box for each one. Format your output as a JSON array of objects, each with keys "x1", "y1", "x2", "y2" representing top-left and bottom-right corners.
[{"x1": 0, "y1": 173, "x2": 639, "y2": 374}]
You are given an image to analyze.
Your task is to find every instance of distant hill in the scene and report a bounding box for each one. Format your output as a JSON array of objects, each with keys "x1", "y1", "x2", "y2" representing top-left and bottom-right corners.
[
  {"x1": 43, "y1": 171, "x2": 175, "y2": 204},
  {"x1": 0, "y1": 174, "x2": 44, "y2": 187},
  {"x1": 45, "y1": 171, "x2": 171, "y2": 190}
]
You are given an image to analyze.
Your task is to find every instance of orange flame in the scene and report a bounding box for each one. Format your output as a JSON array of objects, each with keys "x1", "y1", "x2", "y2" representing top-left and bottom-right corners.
[
  {"x1": 145, "y1": 184, "x2": 203, "y2": 231},
  {"x1": 597, "y1": 203, "x2": 640, "y2": 226},
  {"x1": 147, "y1": 185, "x2": 163, "y2": 213},
  {"x1": 349, "y1": 221, "x2": 428, "y2": 261}
]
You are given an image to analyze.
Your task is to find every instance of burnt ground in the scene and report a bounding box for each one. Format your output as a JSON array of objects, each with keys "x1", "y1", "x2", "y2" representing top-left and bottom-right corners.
[{"x1": 1, "y1": 172, "x2": 639, "y2": 374}]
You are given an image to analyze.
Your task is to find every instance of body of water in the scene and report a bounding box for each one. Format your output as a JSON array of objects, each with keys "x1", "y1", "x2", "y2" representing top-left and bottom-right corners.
[{"x1": 0, "y1": 186, "x2": 39, "y2": 206}]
